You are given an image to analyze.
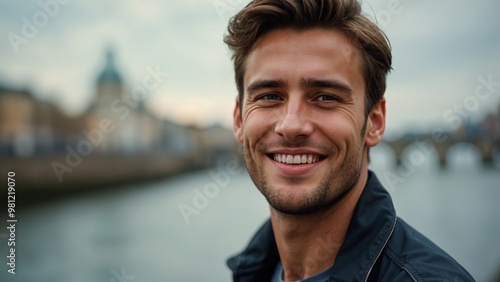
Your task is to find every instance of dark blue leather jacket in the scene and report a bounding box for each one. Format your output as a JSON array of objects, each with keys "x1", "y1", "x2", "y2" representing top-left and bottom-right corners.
[{"x1": 227, "y1": 171, "x2": 475, "y2": 281}]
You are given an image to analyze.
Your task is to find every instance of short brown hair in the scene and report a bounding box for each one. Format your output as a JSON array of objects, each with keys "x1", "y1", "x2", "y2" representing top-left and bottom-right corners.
[{"x1": 224, "y1": 0, "x2": 392, "y2": 116}]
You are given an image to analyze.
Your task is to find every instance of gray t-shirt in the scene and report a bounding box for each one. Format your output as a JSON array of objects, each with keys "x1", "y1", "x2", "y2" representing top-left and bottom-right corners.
[{"x1": 271, "y1": 261, "x2": 332, "y2": 282}]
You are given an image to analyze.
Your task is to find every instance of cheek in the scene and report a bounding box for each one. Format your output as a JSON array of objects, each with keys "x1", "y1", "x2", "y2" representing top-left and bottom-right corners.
[
  {"x1": 315, "y1": 111, "x2": 362, "y2": 147},
  {"x1": 242, "y1": 109, "x2": 275, "y2": 143}
]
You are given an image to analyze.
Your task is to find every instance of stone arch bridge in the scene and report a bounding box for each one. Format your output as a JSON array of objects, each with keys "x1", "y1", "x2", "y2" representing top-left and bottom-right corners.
[{"x1": 382, "y1": 136, "x2": 500, "y2": 167}]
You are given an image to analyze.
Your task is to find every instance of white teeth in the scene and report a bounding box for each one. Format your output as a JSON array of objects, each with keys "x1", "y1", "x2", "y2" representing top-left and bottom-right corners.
[
  {"x1": 293, "y1": 155, "x2": 301, "y2": 164},
  {"x1": 273, "y1": 154, "x2": 322, "y2": 165}
]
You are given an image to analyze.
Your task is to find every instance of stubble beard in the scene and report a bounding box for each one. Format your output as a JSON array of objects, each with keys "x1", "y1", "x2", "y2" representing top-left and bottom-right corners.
[{"x1": 244, "y1": 137, "x2": 365, "y2": 216}]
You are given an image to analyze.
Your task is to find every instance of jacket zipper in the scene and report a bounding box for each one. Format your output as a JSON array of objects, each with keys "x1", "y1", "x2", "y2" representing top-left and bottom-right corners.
[{"x1": 364, "y1": 215, "x2": 397, "y2": 282}]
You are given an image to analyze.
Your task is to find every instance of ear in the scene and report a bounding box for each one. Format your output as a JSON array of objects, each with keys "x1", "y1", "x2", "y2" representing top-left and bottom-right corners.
[
  {"x1": 233, "y1": 97, "x2": 243, "y2": 143},
  {"x1": 365, "y1": 98, "x2": 386, "y2": 147}
]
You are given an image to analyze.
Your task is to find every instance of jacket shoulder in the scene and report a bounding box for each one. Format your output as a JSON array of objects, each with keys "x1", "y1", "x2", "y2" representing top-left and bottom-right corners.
[{"x1": 371, "y1": 218, "x2": 475, "y2": 282}]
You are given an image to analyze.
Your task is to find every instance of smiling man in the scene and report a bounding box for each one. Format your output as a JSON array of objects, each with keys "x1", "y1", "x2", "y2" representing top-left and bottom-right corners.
[{"x1": 224, "y1": 0, "x2": 474, "y2": 281}]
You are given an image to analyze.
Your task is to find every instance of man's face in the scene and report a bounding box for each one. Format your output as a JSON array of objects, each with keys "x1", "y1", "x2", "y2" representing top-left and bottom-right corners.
[{"x1": 233, "y1": 28, "x2": 385, "y2": 215}]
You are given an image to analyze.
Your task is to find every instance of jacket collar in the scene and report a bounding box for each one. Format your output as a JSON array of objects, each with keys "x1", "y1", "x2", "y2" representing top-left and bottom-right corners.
[
  {"x1": 330, "y1": 170, "x2": 397, "y2": 281},
  {"x1": 227, "y1": 171, "x2": 397, "y2": 282},
  {"x1": 227, "y1": 219, "x2": 279, "y2": 281}
]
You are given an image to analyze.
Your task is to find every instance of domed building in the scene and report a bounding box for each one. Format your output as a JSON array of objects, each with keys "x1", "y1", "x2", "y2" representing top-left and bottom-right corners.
[
  {"x1": 86, "y1": 48, "x2": 156, "y2": 154},
  {"x1": 95, "y1": 49, "x2": 123, "y2": 106}
]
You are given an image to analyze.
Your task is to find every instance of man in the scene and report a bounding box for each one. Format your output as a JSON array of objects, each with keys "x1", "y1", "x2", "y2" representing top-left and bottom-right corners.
[{"x1": 224, "y1": 0, "x2": 475, "y2": 281}]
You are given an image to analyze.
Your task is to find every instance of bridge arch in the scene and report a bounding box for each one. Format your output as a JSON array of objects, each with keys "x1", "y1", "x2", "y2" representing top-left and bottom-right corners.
[
  {"x1": 384, "y1": 138, "x2": 499, "y2": 168},
  {"x1": 399, "y1": 140, "x2": 439, "y2": 170},
  {"x1": 446, "y1": 142, "x2": 482, "y2": 170},
  {"x1": 383, "y1": 139, "x2": 439, "y2": 168},
  {"x1": 469, "y1": 138, "x2": 500, "y2": 167}
]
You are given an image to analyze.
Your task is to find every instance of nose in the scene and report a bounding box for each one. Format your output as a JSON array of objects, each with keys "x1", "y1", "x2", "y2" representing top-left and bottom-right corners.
[{"x1": 274, "y1": 98, "x2": 313, "y2": 139}]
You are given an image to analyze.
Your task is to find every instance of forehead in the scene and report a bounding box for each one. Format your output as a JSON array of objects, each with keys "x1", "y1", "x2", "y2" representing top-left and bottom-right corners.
[{"x1": 244, "y1": 28, "x2": 364, "y2": 92}]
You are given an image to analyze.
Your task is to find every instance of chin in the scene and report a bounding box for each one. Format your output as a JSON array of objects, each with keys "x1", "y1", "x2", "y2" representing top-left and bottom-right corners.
[{"x1": 262, "y1": 179, "x2": 353, "y2": 216}]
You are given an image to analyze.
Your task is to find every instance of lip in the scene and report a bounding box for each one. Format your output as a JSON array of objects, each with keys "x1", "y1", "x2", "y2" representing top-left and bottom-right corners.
[
  {"x1": 267, "y1": 148, "x2": 325, "y2": 155},
  {"x1": 266, "y1": 148, "x2": 326, "y2": 176},
  {"x1": 271, "y1": 158, "x2": 324, "y2": 175}
]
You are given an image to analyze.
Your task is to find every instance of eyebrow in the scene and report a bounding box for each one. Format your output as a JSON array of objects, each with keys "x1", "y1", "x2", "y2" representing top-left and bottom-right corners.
[
  {"x1": 245, "y1": 77, "x2": 353, "y2": 96},
  {"x1": 300, "y1": 77, "x2": 353, "y2": 96},
  {"x1": 246, "y1": 79, "x2": 287, "y2": 94}
]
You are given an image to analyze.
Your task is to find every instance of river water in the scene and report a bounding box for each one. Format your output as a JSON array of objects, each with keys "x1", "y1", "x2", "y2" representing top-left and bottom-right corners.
[{"x1": 1, "y1": 150, "x2": 499, "y2": 282}]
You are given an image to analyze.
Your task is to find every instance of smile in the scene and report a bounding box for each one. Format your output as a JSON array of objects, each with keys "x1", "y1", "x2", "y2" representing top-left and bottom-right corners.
[{"x1": 272, "y1": 154, "x2": 323, "y2": 165}]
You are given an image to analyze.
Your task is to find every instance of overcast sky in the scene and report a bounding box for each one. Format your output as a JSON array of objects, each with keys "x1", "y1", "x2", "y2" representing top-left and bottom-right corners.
[{"x1": 1, "y1": 0, "x2": 499, "y2": 138}]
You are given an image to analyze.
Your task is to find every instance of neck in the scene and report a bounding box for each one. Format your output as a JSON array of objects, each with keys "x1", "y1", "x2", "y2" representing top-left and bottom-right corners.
[{"x1": 270, "y1": 167, "x2": 368, "y2": 281}]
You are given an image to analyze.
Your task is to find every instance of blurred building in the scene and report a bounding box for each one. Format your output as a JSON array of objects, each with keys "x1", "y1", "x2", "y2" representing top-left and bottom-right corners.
[
  {"x1": 0, "y1": 47, "x2": 240, "y2": 189},
  {"x1": 84, "y1": 48, "x2": 203, "y2": 156},
  {"x1": 0, "y1": 85, "x2": 85, "y2": 157},
  {"x1": 86, "y1": 48, "x2": 142, "y2": 153},
  {"x1": 0, "y1": 85, "x2": 35, "y2": 157},
  {"x1": 1, "y1": 48, "x2": 238, "y2": 162}
]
